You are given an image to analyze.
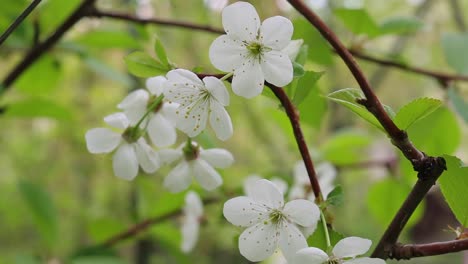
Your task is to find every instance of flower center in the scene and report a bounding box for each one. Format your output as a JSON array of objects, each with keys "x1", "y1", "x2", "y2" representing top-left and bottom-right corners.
[
  {"x1": 183, "y1": 140, "x2": 200, "y2": 161},
  {"x1": 269, "y1": 209, "x2": 285, "y2": 224},
  {"x1": 327, "y1": 257, "x2": 342, "y2": 264},
  {"x1": 246, "y1": 42, "x2": 264, "y2": 56},
  {"x1": 121, "y1": 126, "x2": 144, "y2": 143}
]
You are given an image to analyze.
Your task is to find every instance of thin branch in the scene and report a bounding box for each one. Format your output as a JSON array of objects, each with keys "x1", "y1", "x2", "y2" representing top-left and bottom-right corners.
[
  {"x1": 392, "y1": 239, "x2": 468, "y2": 259},
  {"x1": 0, "y1": 0, "x2": 42, "y2": 46},
  {"x1": 87, "y1": 9, "x2": 224, "y2": 34},
  {"x1": 0, "y1": 0, "x2": 96, "y2": 95}
]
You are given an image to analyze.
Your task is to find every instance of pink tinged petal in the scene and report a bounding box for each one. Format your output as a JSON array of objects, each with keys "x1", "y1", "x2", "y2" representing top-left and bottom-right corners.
[
  {"x1": 260, "y1": 16, "x2": 294, "y2": 50},
  {"x1": 222, "y1": 1, "x2": 260, "y2": 41},
  {"x1": 200, "y1": 148, "x2": 234, "y2": 168},
  {"x1": 112, "y1": 143, "x2": 139, "y2": 180},
  {"x1": 147, "y1": 114, "x2": 177, "y2": 148},
  {"x1": 278, "y1": 222, "x2": 308, "y2": 261},
  {"x1": 293, "y1": 247, "x2": 329, "y2": 264},
  {"x1": 184, "y1": 191, "x2": 203, "y2": 217},
  {"x1": 146, "y1": 76, "x2": 167, "y2": 96},
  {"x1": 243, "y1": 175, "x2": 262, "y2": 197},
  {"x1": 238, "y1": 221, "x2": 278, "y2": 262},
  {"x1": 209, "y1": 35, "x2": 247, "y2": 72},
  {"x1": 261, "y1": 50, "x2": 293, "y2": 87},
  {"x1": 232, "y1": 60, "x2": 264, "y2": 99},
  {"x1": 250, "y1": 179, "x2": 284, "y2": 209},
  {"x1": 117, "y1": 89, "x2": 149, "y2": 125},
  {"x1": 104, "y1": 112, "x2": 129, "y2": 130},
  {"x1": 85, "y1": 128, "x2": 121, "y2": 153},
  {"x1": 203, "y1": 77, "x2": 230, "y2": 105},
  {"x1": 134, "y1": 139, "x2": 160, "y2": 173},
  {"x1": 159, "y1": 148, "x2": 182, "y2": 165},
  {"x1": 181, "y1": 215, "x2": 199, "y2": 253},
  {"x1": 209, "y1": 102, "x2": 233, "y2": 141},
  {"x1": 333, "y1": 237, "x2": 372, "y2": 259},
  {"x1": 166, "y1": 69, "x2": 204, "y2": 86},
  {"x1": 283, "y1": 200, "x2": 320, "y2": 227},
  {"x1": 223, "y1": 196, "x2": 268, "y2": 227},
  {"x1": 191, "y1": 159, "x2": 222, "y2": 191},
  {"x1": 343, "y1": 257, "x2": 386, "y2": 264},
  {"x1": 164, "y1": 161, "x2": 192, "y2": 193}
]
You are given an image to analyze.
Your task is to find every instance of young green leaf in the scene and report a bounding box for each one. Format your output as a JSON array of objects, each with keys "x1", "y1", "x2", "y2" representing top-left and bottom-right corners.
[
  {"x1": 154, "y1": 38, "x2": 170, "y2": 68},
  {"x1": 441, "y1": 33, "x2": 468, "y2": 74},
  {"x1": 448, "y1": 87, "x2": 468, "y2": 123},
  {"x1": 292, "y1": 62, "x2": 305, "y2": 78},
  {"x1": 124, "y1": 51, "x2": 169, "y2": 77},
  {"x1": 327, "y1": 88, "x2": 385, "y2": 131},
  {"x1": 320, "y1": 130, "x2": 372, "y2": 165},
  {"x1": 18, "y1": 180, "x2": 58, "y2": 245},
  {"x1": 393, "y1": 97, "x2": 442, "y2": 130},
  {"x1": 439, "y1": 155, "x2": 468, "y2": 227},
  {"x1": 334, "y1": 8, "x2": 380, "y2": 38},
  {"x1": 379, "y1": 17, "x2": 423, "y2": 36},
  {"x1": 307, "y1": 221, "x2": 344, "y2": 250},
  {"x1": 326, "y1": 185, "x2": 344, "y2": 206},
  {"x1": 293, "y1": 71, "x2": 324, "y2": 106}
]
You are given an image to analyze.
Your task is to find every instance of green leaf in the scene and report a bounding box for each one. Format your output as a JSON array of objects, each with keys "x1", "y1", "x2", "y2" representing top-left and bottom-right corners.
[
  {"x1": 379, "y1": 17, "x2": 424, "y2": 35},
  {"x1": 4, "y1": 98, "x2": 74, "y2": 121},
  {"x1": 293, "y1": 18, "x2": 333, "y2": 65},
  {"x1": 292, "y1": 71, "x2": 324, "y2": 106},
  {"x1": 441, "y1": 33, "x2": 468, "y2": 74},
  {"x1": 448, "y1": 87, "x2": 468, "y2": 123},
  {"x1": 87, "y1": 217, "x2": 126, "y2": 243},
  {"x1": 18, "y1": 180, "x2": 58, "y2": 245},
  {"x1": 74, "y1": 30, "x2": 141, "y2": 49},
  {"x1": 292, "y1": 62, "x2": 305, "y2": 77},
  {"x1": 307, "y1": 222, "x2": 344, "y2": 250},
  {"x1": 439, "y1": 155, "x2": 468, "y2": 227},
  {"x1": 298, "y1": 85, "x2": 327, "y2": 129},
  {"x1": 334, "y1": 8, "x2": 380, "y2": 38},
  {"x1": 326, "y1": 185, "x2": 344, "y2": 206},
  {"x1": 367, "y1": 178, "x2": 424, "y2": 228},
  {"x1": 154, "y1": 38, "x2": 169, "y2": 67},
  {"x1": 327, "y1": 88, "x2": 385, "y2": 131},
  {"x1": 124, "y1": 51, "x2": 169, "y2": 77},
  {"x1": 137, "y1": 177, "x2": 185, "y2": 219},
  {"x1": 71, "y1": 256, "x2": 126, "y2": 264},
  {"x1": 394, "y1": 97, "x2": 442, "y2": 130},
  {"x1": 320, "y1": 130, "x2": 372, "y2": 165},
  {"x1": 15, "y1": 55, "x2": 61, "y2": 95},
  {"x1": 407, "y1": 107, "x2": 461, "y2": 156},
  {"x1": 39, "y1": 0, "x2": 81, "y2": 35}
]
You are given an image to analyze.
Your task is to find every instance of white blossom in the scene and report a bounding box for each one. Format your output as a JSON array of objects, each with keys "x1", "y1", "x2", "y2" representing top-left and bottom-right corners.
[
  {"x1": 181, "y1": 191, "x2": 204, "y2": 253},
  {"x1": 160, "y1": 140, "x2": 234, "y2": 193},
  {"x1": 85, "y1": 113, "x2": 160, "y2": 180},
  {"x1": 117, "y1": 76, "x2": 178, "y2": 148},
  {"x1": 244, "y1": 174, "x2": 288, "y2": 197},
  {"x1": 163, "y1": 69, "x2": 233, "y2": 140},
  {"x1": 293, "y1": 237, "x2": 386, "y2": 264},
  {"x1": 209, "y1": 1, "x2": 294, "y2": 98},
  {"x1": 289, "y1": 161, "x2": 337, "y2": 200},
  {"x1": 282, "y1": 39, "x2": 304, "y2": 62},
  {"x1": 223, "y1": 179, "x2": 320, "y2": 262}
]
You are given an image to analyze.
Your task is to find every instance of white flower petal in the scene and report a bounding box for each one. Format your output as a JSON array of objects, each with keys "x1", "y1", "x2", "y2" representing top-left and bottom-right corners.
[
  {"x1": 243, "y1": 174, "x2": 261, "y2": 197},
  {"x1": 282, "y1": 39, "x2": 304, "y2": 61},
  {"x1": 117, "y1": 89, "x2": 149, "y2": 125},
  {"x1": 112, "y1": 143, "x2": 139, "y2": 180},
  {"x1": 209, "y1": 101, "x2": 233, "y2": 141},
  {"x1": 298, "y1": 225, "x2": 317, "y2": 239},
  {"x1": 104, "y1": 112, "x2": 129, "y2": 130},
  {"x1": 278, "y1": 222, "x2": 308, "y2": 261},
  {"x1": 260, "y1": 16, "x2": 293, "y2": 50},
  {"x1": 283, "y1": 200, "x2": 320, "y2": 227},
  {"x1": 223, "y1": 196, "x2": 268, "y2": 227},
  {"x1": 222, "y1": 1, "x2": 260, "y2": 41},
  {"x1": 147, "y1": 114, "x2": 177, "y2": 147},
  {"x1": 134, "y1": 138, "x2": 160, "y2": 173},
  {"x1": 250, "y1": 179, "x2": 284, "y2": 209},
  {"x1": 176, "y1": 99, "x2": 209, "y2": 138},
  {"x1": 288, "y1": 185, "x2": 307, "y2": 200},
  {"x1": 164, "y1": 161, "x2": 192, "y2": 193},
  {"x1": 209, "y1": 35, "x2": 247, "y2": 72},
  {"x1": 181, "y1": 216, "x2": 199, "y2": 253},
  {"x1": 203, "y1": 76, "x2": 230, "y2": 106},
  {"x1": 293, "y1": 247, "x2": 329, "y2": 264},
  {"x1": 239, "y1": 221, "x2": 278, "y2": 262},
  {"x1": 333, "y1": 237, "x2": 372, "y2": 259},
  {"x1": 200, "y1": 148, "x2": 234, "y2": 168},
  {"x1": 184, "y1": 191, "x2": 203, "y2": 217},
  {"x1": 261, "y1": 50, "x2": 293, "y2": 87},
  {"x1": 232, "y1": 59, "x2": 264, "y2": 98},
  {"x1": 166, "y1": 69, "x2": 204, "y2": 87},
  {"x1": 159, "y1": 148, "x2": 183, "y2": 165},
  {"x1": 271, "y1": 177, "x2": 288, "y2": 195},
  {"x1": 85, "y1": 128, "x2": 121, "y2": 153},
  {"x1": 293, "y1": 161, "x2": 310, "y2": 185},
  {"x1": 343, "y1": 257, "x2": 386, "y2": 264},
  {"x1": 161, "y1": 102, "x2": 179, "y2": 126},
  {"x1": 191, "y1": 159, "x2": 223, "y2": 191},
  {"x1": 146, "y1": 76, "x2": 167, "y2": 96}
]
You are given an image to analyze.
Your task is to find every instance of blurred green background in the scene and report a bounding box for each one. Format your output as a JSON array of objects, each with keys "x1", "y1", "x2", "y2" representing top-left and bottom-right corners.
[{"x1": 0, "y1": 0, "x2": 467, "y2": 263}]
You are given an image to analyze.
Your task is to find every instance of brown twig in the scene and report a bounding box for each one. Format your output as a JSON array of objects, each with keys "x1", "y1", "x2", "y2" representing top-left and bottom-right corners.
[
  {"x1": 286, "y1": 0, "x2": 448, "y2": 259},
  {"x1": 392, "y1": 239, "x2": 468, "y2": 259},
  {"x1": 0, "y1": 0, "x2": 43, "y2": 46}
]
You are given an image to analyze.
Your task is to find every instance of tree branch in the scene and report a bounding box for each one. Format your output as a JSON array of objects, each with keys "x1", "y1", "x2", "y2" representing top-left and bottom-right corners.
[
  {"x1": 391, "y1": 239, "x2": 468, "y2": 259},
  {"x1": 0, "y1": 0, "x2": 43, "y2": 47},
  {"x1": 0, "y1": 0, "x2": 96, "y2": 95}
]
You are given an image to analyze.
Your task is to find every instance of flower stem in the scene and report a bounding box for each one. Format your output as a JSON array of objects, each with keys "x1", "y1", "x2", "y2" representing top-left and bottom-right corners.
[
  {"x1": 220, "y1": 72, "x2": 233, "y2": 81},
  {"x1": 321, "y1": 210, "x2": 331, "y2": 250},
  {"x1": 133, "y1": 94, "x2": 164, "y2": 129}
]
